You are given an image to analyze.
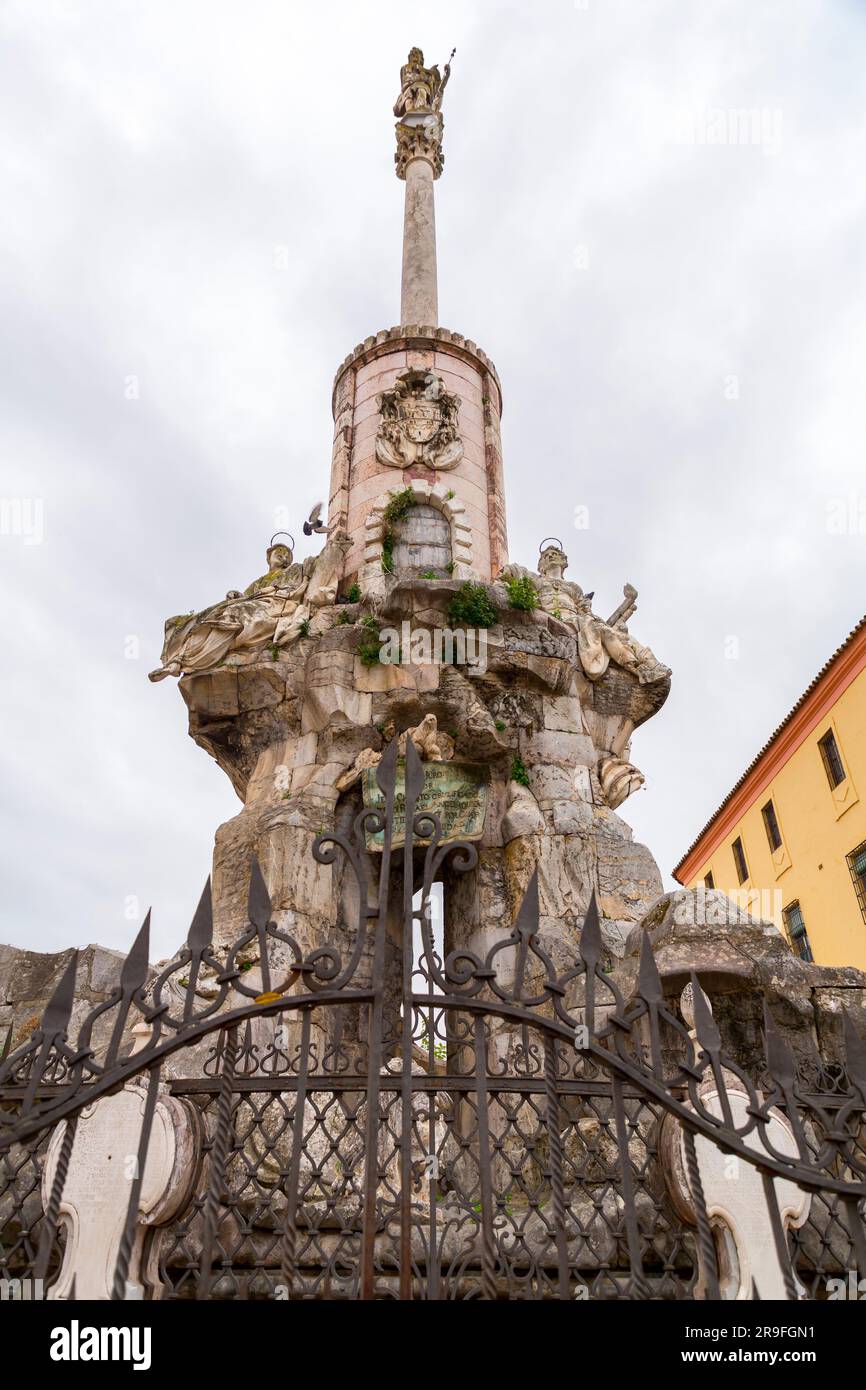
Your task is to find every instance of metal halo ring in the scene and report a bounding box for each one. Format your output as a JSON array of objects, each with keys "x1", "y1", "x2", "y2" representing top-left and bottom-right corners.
[
  {"x1": 269, "y1": 532, "x2": 295, "y2": 551},
  {"x1": 539, "y1": 536, "x2": 564, "y2": 554}
]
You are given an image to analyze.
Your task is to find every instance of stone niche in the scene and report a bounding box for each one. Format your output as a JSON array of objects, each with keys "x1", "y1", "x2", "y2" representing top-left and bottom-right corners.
[{"x1": 390, "y1": 501, "x2": 452, "y2": 575}]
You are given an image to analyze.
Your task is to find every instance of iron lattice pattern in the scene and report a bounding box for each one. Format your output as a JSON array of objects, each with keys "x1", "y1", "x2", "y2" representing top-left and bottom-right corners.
[
  {"x1": 2, "y1": 736, "x2": 866, "y2": 1300},
  {"x1": 156, "y1": 1019, "x2": 698, "y2": 1301}
]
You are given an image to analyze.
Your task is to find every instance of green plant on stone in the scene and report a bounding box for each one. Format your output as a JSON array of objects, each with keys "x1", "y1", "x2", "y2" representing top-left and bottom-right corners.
[
  {"x1": 504, "y1": 575, "x2": 539, "y2": 612},
  {"x1": 298, "y1": 618, "x2": 311, "y2": 638},
  {"x1": 510, "y1": 756, "x2": 530, "y2": 788},
  {"x1": 345, "y1": 583, "x2": 361, "y2": 604},
  {"x1": 495, "y1": 719, "x2": 506, "y2": 732},
  {"x1": 420, "y1": 569, "x2": 438, "y2": 580},
  {"x1": 381, "y1": 486, "x2": 417, "y2": 573},
  {"x1": 447, "y1": 582, "x2": 498, "y2": 629},
  {"x1": 358, "y1": 617, "x2": 382, "y2": 667}
]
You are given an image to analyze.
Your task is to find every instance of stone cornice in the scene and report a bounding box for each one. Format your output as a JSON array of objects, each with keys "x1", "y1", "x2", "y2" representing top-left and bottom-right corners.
[{"x1": 332, "y1": 326, "x2": 503, "y2": 418}]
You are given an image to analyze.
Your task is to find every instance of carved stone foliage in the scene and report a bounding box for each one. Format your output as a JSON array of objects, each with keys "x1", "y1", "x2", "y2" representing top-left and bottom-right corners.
[
  {"x1": 395, "y1": 114, "x2": 444, "y2": 179},
  {"x1": 375, "y1": 368, "x2": 462, "y2": 472}
]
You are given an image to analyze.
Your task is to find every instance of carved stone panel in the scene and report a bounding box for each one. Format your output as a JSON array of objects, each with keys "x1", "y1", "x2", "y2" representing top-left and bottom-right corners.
[
  {"x1": 375, "y1": 368, "x2": 463, "y2": 471},
  {"x1": 362, "y1": 760, "x2": 489, "y2": 850}
]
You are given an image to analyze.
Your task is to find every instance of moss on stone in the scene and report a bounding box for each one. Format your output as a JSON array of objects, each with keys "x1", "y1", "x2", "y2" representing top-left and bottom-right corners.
[
  {"x1": 510, "y1": 756, "x2": 531, "y2": 788},
  {"x1": 448, "y1": 582, "x2": 498, "y2": 629}
]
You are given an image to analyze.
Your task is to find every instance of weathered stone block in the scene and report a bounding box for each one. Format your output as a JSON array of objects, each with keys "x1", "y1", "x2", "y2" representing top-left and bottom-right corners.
[
  {"x1": 238, "y1": 666, "x2": 286, "y2": 713},
  {"x1": 180, "y1": 669, "x2": 240, "y2": 718},
  {"x1": 542, "y1": 696, "x2": 587, "y2": 735},
  {"x1": 519, "y1": 730, "x2": 595, "y2": 767}
]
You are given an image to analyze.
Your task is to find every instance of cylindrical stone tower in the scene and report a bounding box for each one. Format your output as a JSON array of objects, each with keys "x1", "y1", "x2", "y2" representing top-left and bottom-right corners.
[{"x1": 327, "y1": 50, "x2": 508, "y2": 594}]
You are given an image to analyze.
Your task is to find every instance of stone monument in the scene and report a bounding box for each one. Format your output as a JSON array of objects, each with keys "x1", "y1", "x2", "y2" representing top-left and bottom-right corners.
[
  {"x1": 3, "y1": 48, "x2": 866, "y2": 1307},
  {"x1": 143, "y1": 51, "x2": 672, "y2": 1000}
]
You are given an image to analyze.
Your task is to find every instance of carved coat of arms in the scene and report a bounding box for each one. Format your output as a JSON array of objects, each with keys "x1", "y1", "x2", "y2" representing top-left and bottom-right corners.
[{"x1": 375, "y1": 369, "x2": 463, "y2": 471}]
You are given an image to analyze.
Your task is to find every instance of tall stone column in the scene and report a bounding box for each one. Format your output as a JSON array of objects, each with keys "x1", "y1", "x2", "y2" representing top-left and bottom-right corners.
[
  {"x1": 400, "y1": 156, "x2": 438, "y2": 325},
  {"x1": 393, "y1": 47, "x2": 450, "y2": 327}
]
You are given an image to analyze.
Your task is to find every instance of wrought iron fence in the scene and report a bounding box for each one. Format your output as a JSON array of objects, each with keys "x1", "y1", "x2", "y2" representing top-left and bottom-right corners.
[{"x1": 2, "y1": 736, "x2": 866, "y2": 1299}]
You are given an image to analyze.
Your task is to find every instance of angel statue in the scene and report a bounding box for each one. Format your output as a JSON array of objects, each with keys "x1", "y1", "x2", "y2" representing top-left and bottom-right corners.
[
  {"x1": 499, "y1": 543, "x2": 670, "y2": 687},
  {"x1": 394, "y1": 47, "x2": 454, "y2": 118}
]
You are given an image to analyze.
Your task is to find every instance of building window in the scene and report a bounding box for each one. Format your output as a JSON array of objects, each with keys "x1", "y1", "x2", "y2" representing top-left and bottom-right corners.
[
  {"x1": 849, "y1": 841, "x2": 866, "y2": 924},
  {"x1": 818, "y1": 729, "x2": 846, "y2": 788},
  {"x1": 704, "y1": 871, "x2": 715, "y2": 890},
  {"x1": 783, "y1": 901, "x2": 814, "y2": 962},
  {"x1": 761, "y1": 799, "x2": 783, "y2": 851},
  {"x1": 732, "y1": 836, "x2": 749, "y2": 884}
]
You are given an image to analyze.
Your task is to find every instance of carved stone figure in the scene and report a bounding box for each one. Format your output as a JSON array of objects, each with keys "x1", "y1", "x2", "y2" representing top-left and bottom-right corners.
[
  {"x1": 149, "y1": 595, "x2": 281, "y2": 684},
  {"x1": 393, "y1": 48, "x2": 454, "y2": 180},
  {"x1": 335, "y1": 715, "x2": 455, "y2": 794},
  {"x1": 393, "y1": 47, "x2": 452, "y2": 118},
  {"x1": 503, "y1": 545, "x2": 670, "y2": 687},
  {"x1": 275, "y1": 533, "x2": 352, "y2": 645},
  {"x1": 148, "y1": 533, "x2": 350, "y2": 682},
  {"x1": 375, "y1": 369, "x2": 463, "y2": 471},
  {"x1": 598, "y1": 755, "x2": 645, "y2": 810}
]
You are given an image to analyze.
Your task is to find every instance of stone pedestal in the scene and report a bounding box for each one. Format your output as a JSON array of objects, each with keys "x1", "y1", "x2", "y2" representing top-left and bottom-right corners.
[{"x1": 43, "y1": 1085, "x2": 194, "y2": 1300}]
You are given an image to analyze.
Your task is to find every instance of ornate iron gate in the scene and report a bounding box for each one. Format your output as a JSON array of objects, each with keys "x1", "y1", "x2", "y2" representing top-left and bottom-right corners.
[{"x1": 2, "y1": 737, "x2": 866, "y2": 1299}]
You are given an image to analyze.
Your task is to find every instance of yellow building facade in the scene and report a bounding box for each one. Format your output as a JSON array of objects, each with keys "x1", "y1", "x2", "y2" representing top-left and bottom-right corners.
[{"x1": 673, "y1": 617, "x2": 866, "y2": 970}]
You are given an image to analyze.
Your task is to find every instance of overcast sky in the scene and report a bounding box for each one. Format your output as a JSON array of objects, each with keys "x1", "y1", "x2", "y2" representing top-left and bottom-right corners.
[{"x1": 1, "y1": 0, "x2": 865, "y2": 960}]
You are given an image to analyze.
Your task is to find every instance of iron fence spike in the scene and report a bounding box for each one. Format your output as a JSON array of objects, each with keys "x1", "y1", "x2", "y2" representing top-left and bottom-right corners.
[
  {"x1": 842, "y1": 1007, "x2": 866, "y2": 1095},
  {"x1": 121, "y1": 912, "x2": 151, "y2": 994},
  {"x1": 187, "y1": 877, "x2": 213, "y2": 951},
  {"x1": 762, "y1": 998, "x2": 796, "y2": 1090},
  {"x1": 637, "y1": 929, "x2": 663, "y2": 1005},
  {"x1": 404, "y1": 733, "x2": 425, "y2": 808},
  {"x1": 515, "y1": 869, "x2": 539, "y2": 938},
  {"x1": 376, "y1": 733, "x2": 399, "y2": 798},
  {"x1": 690, "y1": 972, "x2": 721, "y2": 1053},
  {"x1": 247, "y1": 857, "x2": 272, "y2": 930},
  {"x1": 42, "y1": 950, "x2": 80, "y2": 1035},
  {"x1": 579, "y1": 890, "x2": 602, "y2": 966}
]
